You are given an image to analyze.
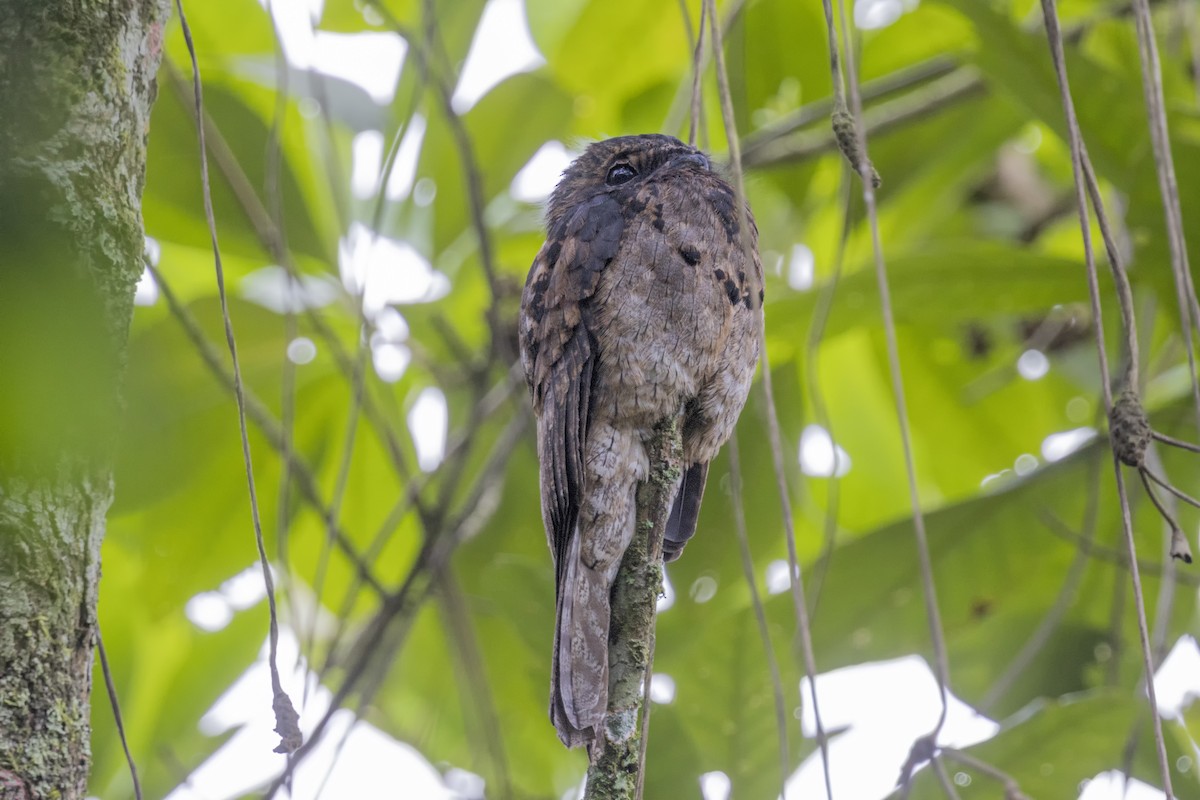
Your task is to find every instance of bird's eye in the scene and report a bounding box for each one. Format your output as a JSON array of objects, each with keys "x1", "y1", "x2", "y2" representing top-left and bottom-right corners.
[{"x1": 606, "y1": 163, "x2": 638, "y2": 186}]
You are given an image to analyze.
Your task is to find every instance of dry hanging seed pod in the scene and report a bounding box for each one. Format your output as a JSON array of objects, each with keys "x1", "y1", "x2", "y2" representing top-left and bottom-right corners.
[
  {"x1": 1108, "y1": 388, "x2": 1198, "y2": 563},
  {"x1": 1169, "y1": 525, "x2": 1193, "y2": 564},
  {"x1": 1109, "y1": 389, "x2": 1150, "y2": 467},
  {"x1": 832, "y1": 107, "x2": 882, "y2": 188}
]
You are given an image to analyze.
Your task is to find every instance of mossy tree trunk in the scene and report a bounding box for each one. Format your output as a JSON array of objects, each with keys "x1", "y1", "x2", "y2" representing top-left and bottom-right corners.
[
  {"x1": 585, "y1": 417, "x2": 682, "y2": 799},
  {"x1": 0, "y1": 2, "x2": 171, "y2": 797}
]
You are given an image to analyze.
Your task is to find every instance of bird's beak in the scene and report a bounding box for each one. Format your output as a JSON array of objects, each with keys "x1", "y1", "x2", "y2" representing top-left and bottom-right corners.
[{"x1": 671, "y1": 152, "x2": 710, "y2": 171}]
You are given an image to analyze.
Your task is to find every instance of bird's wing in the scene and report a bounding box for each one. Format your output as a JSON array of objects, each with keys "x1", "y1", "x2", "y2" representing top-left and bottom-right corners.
[
  {"x1": 520, "y1": 193, "x2": 625, "y2": 590},
  {"x1": 663, "y1": 461, "x2": 709, "y2": 561}
]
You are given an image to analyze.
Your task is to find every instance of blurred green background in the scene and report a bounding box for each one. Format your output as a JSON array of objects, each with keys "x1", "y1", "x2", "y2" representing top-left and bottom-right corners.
[{"x1": 91, "y1": 0, "x2": 1200, "y2": 796}]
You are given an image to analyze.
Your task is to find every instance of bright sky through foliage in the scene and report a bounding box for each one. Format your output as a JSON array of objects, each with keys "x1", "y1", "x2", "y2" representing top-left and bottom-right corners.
[{"x1": 155, "y1": 0, "x2": 1200, "y2": 797}]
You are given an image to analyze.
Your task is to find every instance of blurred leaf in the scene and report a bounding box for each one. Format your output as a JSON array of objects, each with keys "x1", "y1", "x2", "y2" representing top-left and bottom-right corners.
[
  {"x1": 80, "y1": 1, "x2": 1200, "y2": 797},
  {"x1": 771, "y1": 242, "x2": 1095, "y2": 343},
  {"x1": 908, "y1": 693, "x2": 1141, "y2": 798}
]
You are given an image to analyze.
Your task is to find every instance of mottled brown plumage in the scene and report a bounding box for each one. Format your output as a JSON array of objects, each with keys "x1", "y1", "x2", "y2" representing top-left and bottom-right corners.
[{"x1": 519, "y1": 134, "x2": 763, "y2": 748}]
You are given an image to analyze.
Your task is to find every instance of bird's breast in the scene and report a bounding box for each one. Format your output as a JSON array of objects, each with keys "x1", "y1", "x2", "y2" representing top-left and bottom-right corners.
[{"x1": 588, "y1": 183, "x2": 757, "y2": 430}]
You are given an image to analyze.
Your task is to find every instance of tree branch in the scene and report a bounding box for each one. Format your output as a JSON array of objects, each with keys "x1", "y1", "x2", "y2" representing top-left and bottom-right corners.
[{"x1": 585, "y1": 417, "x2": 682, "y2": 799}]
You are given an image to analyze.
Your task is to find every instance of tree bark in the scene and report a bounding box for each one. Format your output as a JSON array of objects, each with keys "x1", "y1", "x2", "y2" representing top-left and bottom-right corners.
[
  {"x1": 0, "y1": 2, "x2": 171, "y2": 798},
  {"x1": 585, "y1": 417, "x2": 682, "y2": 799}
]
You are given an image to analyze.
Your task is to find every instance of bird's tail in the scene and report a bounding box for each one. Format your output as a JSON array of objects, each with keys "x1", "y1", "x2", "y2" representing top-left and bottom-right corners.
[{"x1": 550, "y1": 533, "x2": 610, "y2": 749}]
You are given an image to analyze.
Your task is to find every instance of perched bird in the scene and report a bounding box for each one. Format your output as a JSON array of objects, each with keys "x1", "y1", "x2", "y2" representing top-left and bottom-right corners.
[{"x1": 519, "y1": 134, "x2": 763, "y2": 748}]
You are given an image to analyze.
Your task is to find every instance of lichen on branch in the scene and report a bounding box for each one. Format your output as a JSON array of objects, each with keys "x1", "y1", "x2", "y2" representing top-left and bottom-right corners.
[{"x1": 584, "y1": 417, "x2": 682, "y2": 800}]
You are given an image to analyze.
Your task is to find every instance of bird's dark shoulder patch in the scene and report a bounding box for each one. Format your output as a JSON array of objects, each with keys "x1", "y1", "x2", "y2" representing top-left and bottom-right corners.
[
  {"x1": 706, "y1": 183, "x2": 740, "y2": 243},
  {"x1": 679, "y1": 243, "x2": 701, "y2": 266}
]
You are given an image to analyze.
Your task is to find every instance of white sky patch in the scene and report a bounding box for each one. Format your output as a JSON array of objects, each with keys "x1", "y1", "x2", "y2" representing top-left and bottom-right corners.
[
  {"x1": 241, "y1": 265, "x2": 341, "y2": 313},
  {"x1": 1079, "y1": 772, "x2": 1165, "y2": 799},
  {"x1": 1017, "y1": 348, "x2": 1050, "y2": 380},
  {"x1": 408, "y1": 387, "x2": 448, "y2": 472},
  {"x1": 511, "y1": 140, "x2": 571, "y2": 203},
  {"x1": 649, "y1": 673, "x2": 676, "y2": 704},
  {"x1": 171, "y1": 627, "x2": 454, "y2": 800},
  {"x1": 144, "y1": 235, "x2": 161, "y2": 266},
  {"x1": 451, "y1": 0, "x2": 545, "y2": 113},
  {"x1": 444, "y1": 768, "x2": 487, "y2": 799},
  {"x1": 263, "y1": 0, "x2": 405, "y2": 104},
  {"x1": 854, "y1": 0, "x2": 917, "y2": 29},
  {"x1": 373, "y1": 306, "x2": 409, "y2": 342},
  {"x1": 350, "y1": 129, "x2": 384, "y2": 199},
  {"x1": 699, "y1": 771, "x2": 732, "y2": 800},
  {"x1": 313, "y1": 32, "x2": 405, "y2": 104},
  {"x1": 372, "y1": 342, "x2": 411, "y2": 383},
  {"x1": 185, "y1": 565, "x2": 269, "y2": 633},
  {"x1": 185, "y1": 592, "x2": 233, "y2": 632},
  {"x1": 338, "y1": 222, "x2": 449, "y2": 316},
  {"x1": 787, "y1": 243, "x2": 815, "y2": 291},
  {"x1": 657, "y1": 569, "x2": 676, "y2": 612},
  {"x1": 1041, "y1": 427, "x2": 1096, "y2": 462},
  {"x1": 799, "y1": 424, "x2": 852, "y2": 477},
  {"x1": 766, "y1": 559, "x2": 793, "y2": 595},
  {"x1": 1153, "y1": 635, "x2": 1200, "y2": 717},
  {"x1": 385, "y1": 114, "x2": 427, "y2": 201},
  {"x1": 134, "y1": 266, "x2": 159, "y2": 306},
  {"x1": 789, "y1": 656, "x2": 999, "y2": 798}
]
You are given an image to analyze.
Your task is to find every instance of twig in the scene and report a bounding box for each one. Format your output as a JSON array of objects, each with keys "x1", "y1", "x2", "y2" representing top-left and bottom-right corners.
[
  {"x1": 160, "y1": 60, "x2": 420, "y2": 494},
  {"x1": 265, "y1": 0, "x2": 299, "y2": 681},
  {"x1": 729, "y1": 432, "x2": 791, "y2": 800},
  {"x1": 1153, "y1": 430, "x2": 1200, "y2": 454},
  {"x1": 742, "y1": 68, "x2": 984, "y2": 170},
  {"x1": 97, "y1": 630, "x2": 141, "y2": 800},
  {"x1": 806, "y1": 175, "x2": 853, "y2": 618},
  {"x1": 319, "y1": 365, "x2": 525, "y2": 679},
  {"x1": 1144, "y1": 466, "x2": 1200, "y2": 511},
  {"x1": 742, "y1": 56, "x2": 959, "y2": 159},
  {"x1": 304, "y1": 68, "x2": 351, "y2": 235},
  {"x1": 634, "y1": 627, "x2": 657, "y2": 800},
  {"x1": 686, "y1": 0, "x2": 706, "y2": 148},
  {"x1": 833, "y1": 0, "x2": 953, "y2": 773},
  {"x1": 438, "y1": 572, "x2": 514, "y2": 800},
  {"x1": 931, "y1": 757, "x2": 964, "y2": 800},
  {"x1": 146, "y1": 262, "x2": 386, "y2": 597},
  {"x1": 1038, "y1": 0, "x2": 1174, "y2": 792},
  {"x1": 1129, "y1": 0, "x2": 1200, "y2": 436},
  {"x1": 941, "y1": 747, "x2": 1026, "y2": 798},
  {"x1": 173, "y1": 0, "x2": 300, "y2": 754},
  {"x1": 304, "y1": 338, "x2": 368, "y2": 682},
  {"x1": 1191, "y1": 2, "x2": 1200, "y2": 108},
  {"x1": 1144, "y1": 445, "x2": 1182, "y2": 662},
  {"x1": 1079, "y1": 153, "x2": 1140, "y2": 389},
  {"x1": 661, "y1": 0, "x2": 747, "y2": 143},
  {"x1": 265, "y1": 410, "x2": 529, "y2": 797},
  {"x1": 419, "y1": 0, "x2": 504, "y2": 344},
  {"x1": 703, "y1": 1, "x2": 835, "y2": 796},
  {"x1": 979, "y1": 450, "x2": 1103, "y2": 713},
  {"x1": 743, "y1": 0, "x2": 1158, "y2": 170},
  {"x1": 311, "y1": 707, "x2": 360, "y2": 800},
  {"x1": 584, "y1": 418, "x2": 682, "y2": 798},
  {"x1": 1039, "y1": 510, "x2": 1200, "y2": 585}
]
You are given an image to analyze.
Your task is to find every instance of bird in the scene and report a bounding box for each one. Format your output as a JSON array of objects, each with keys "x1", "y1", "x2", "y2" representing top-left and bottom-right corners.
[{"x1": 519, "y1": 133, "x2": 763, "y2": 749}]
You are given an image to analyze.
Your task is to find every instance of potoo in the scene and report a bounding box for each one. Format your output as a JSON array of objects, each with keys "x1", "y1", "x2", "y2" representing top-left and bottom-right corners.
[{"x1": 519, "y1": 134, "x2": 763, "y2": 748}]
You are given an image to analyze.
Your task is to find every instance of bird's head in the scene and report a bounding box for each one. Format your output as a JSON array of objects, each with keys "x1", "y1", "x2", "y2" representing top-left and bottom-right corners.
[{"x1": 545, "y1": 134, "x2": 712, "y2": 232}]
